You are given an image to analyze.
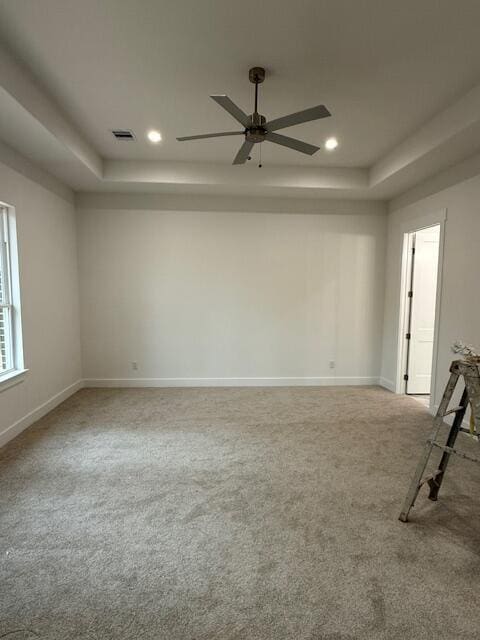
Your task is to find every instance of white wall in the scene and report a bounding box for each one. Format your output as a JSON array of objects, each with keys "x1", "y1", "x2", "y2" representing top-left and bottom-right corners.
[
  {"x1": 78, "y1": 202, "x2": 387, "y2": 385},
  {"x1": 381, "y1": 173, "x2": 480, "y2": 410},
  {"x1": 0, "y1": 159, "x2": 82, "y2": 444}
]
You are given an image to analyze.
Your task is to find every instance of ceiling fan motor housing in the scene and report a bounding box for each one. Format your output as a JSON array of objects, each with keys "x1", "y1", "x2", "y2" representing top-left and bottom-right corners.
[{"x1": 246, "y1": 113, "x2": 266, "y2": 142}]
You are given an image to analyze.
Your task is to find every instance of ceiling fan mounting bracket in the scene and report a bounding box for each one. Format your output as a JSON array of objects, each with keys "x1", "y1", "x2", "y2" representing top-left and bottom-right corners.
[{"x1": 249, "y1": 66, "x2": 265, "y2": 84}]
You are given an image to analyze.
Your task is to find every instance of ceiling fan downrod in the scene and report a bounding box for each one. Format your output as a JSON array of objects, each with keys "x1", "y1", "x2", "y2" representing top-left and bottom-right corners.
[
  {"x1": 249, "y1": 66, "x2": 265, "y2": 115},
  {"x1": 246, "y1": 67, "x2": 267, "y2": 142}
]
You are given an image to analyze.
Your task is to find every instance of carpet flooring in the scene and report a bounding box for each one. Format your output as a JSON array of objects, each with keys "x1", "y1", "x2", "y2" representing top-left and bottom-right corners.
[{"x1": 1, "y1": 386, "x2": 479, "y2": 640}]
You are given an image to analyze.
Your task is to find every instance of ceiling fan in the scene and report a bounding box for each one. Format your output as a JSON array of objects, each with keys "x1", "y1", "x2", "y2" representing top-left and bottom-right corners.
[{"x1": 177, "y1": 67, "x2": 331, "y2": 165}]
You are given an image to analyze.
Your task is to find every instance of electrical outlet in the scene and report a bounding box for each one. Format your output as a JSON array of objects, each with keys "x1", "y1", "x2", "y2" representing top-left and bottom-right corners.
[
  {"x1": 132, "y1": 361, "x2": 138, "y2": 371},
  {"x1": 329, "y1": 361, "x2": 335, "y2": 369}
]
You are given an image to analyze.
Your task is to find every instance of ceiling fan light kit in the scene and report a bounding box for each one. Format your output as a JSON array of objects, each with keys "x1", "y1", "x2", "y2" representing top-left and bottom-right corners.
[{"x1": 177, "y1": 67, "x2": 331, "y2": 165}]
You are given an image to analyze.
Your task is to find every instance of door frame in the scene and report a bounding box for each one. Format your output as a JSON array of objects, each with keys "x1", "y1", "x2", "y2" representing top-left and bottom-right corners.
[{"x1": 395, "y1": 209, "x2": 446, "y2": 409}]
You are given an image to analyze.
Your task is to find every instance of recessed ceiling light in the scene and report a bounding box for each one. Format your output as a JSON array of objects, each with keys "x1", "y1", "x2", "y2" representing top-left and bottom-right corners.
[
  {"x1": 147, "y1": 130, "x2": 162, "y2": 143},
  {"x1": 325, "y1": 137, "x2": 338, "y2": 150}
]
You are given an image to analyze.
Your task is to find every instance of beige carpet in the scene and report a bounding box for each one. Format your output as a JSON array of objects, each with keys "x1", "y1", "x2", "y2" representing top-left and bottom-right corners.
[{"x1": 1, "y1": 386, "x2": 479, "y2": 640}]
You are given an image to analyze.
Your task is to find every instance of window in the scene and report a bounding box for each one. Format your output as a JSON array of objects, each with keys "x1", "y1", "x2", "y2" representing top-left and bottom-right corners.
[{"x1": 0, "y1": 204, "x2": 24, "y2": 385}]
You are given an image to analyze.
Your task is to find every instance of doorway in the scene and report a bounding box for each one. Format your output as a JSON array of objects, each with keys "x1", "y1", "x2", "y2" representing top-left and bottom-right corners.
[{"x1": 399, "y1": 224, "x2": 441, "y2": 401}]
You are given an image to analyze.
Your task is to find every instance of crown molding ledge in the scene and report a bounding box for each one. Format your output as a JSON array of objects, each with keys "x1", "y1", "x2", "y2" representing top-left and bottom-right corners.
[
  {"x1": 0, "y1": 138, "x2": 74, "y2": 203},
  {"x1": 103, "y1": 160, "x2": 368, "y2": 191},
  {"x1": 0, "y1": 42, "x2": 103, "y2": 179},
  {"x1": 75, "y1": 191, "x2": 387, "y2": 215}
]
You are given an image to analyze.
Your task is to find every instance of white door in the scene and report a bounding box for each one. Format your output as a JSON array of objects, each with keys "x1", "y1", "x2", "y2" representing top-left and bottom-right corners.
[{"x1": 406, "y1": 226, "x2": 440, "y2": 394}]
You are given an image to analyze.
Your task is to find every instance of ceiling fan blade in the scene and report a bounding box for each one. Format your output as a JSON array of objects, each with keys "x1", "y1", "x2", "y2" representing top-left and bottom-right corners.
[
  {"x1": 233, "y1": 139, "x2": 254, "y2": 165},
  {"x1": 265, "y1": 132, "x2": 320, "y2": 155},
  {"x1": 265, "y1": 105, "x2": 331, "y2": 132},
  {"x1": 177, "y1": 131, "x2": 244, "y2": 141},
  {"x1": 210, "y1": 95, "x2": 249, "y2": 127}
]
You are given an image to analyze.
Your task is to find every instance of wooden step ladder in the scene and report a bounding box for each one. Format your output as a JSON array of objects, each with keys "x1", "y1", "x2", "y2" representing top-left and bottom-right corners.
[{"x1": 399, "y1": 359, "x2": 480, "y2": 522}]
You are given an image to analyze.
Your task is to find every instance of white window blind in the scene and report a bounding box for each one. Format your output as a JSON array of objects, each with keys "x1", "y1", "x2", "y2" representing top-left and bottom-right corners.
[{"x1": 0, "y1": 206, "x2": 14, "y2": 374}]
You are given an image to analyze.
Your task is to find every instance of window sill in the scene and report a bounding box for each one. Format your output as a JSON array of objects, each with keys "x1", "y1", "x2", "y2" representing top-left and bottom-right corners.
[{"x1": 0, "y1": 368, "x2": 28, "y2": 393}]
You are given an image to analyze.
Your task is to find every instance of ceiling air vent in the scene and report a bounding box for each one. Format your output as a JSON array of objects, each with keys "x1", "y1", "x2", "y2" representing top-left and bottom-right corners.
[{"x1": 112, "y1": 129, "x2": 135, "y2": 141}]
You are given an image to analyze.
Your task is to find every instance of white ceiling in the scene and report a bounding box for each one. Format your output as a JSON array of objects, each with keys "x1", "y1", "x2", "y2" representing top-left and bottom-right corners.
[{"x1": 1, "y1": 0, "x2": 480, "y2": 199}]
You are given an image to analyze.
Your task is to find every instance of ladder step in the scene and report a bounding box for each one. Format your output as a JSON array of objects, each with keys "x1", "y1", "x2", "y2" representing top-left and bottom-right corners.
[
  {"x1": 431, "y1": 441, "x2": 480, "y2": 464},
  {"x1": 418, "y1": 468, "x2": 443, "y2": 488},
  {"x1": 441, "y1": 405, "x2": 466, "y2": 417}
]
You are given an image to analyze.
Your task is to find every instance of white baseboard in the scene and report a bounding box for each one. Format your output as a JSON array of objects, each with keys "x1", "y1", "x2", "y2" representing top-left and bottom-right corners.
[
  {"x1": 379, "y1": 377, "x2": 396, "y2": 392},
  {"x1": 84, "y1": 375, "x2": 380, "y2": 388},
  {"x1": 0, "y1": 379, "x2": 84, "y2": 448}
]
